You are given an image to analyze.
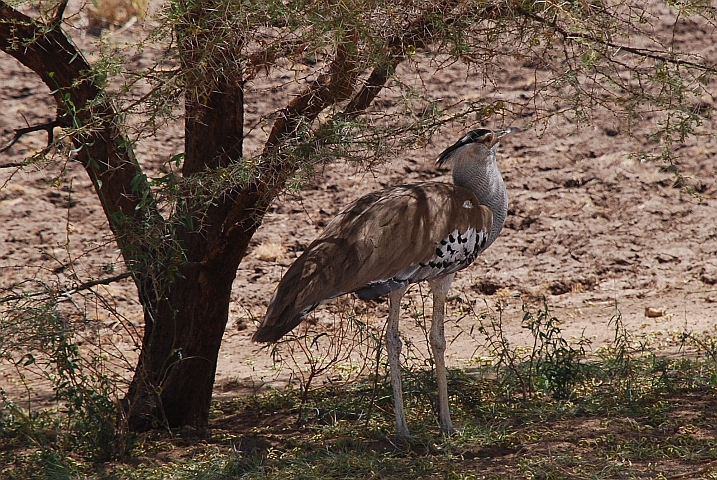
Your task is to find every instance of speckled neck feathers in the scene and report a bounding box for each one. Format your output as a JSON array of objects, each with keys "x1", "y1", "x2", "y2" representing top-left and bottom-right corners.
[{"x1": 450, "y1": 142, "x2": 508, "y2": 249}]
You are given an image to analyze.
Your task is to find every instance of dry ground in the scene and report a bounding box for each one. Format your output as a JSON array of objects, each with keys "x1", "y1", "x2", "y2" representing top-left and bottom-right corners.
[{"x1": 0, "y1": 5, "x2": 716, "y2": 406}]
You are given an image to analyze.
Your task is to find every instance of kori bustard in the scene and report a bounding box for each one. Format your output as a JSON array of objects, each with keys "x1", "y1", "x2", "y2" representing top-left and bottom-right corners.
[{"x1": 253, "y1": 127, "x2": 519, "y2": 437}]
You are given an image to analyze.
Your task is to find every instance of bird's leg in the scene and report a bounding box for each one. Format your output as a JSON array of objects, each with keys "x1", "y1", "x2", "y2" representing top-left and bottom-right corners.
[
  {"x1": 428, "y1": 274, "x2": 457, "y2": 436},
  {"x1": 387, "y1": 286, "x2": 409, "y2": 438}
]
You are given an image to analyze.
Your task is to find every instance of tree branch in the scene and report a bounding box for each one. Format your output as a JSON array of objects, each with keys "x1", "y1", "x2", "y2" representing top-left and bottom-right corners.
[
  {"x1": 0, "y1": 119, "x2": 59, "y2": 154},
  {"x1": 345, "y1": 0, "x2": 461, "y2": 116},
  {"x1": 344, "y1": 60, "x2": 401, "y2": 117},
  {"x1": 519, "y1": 8, "x2": 715, "y2": 72},
  {"x1": 0, "y1": 3, "x2": 154, "y2": 225},
  {"x1": 262, "y1": 37, "x2": 360, "y2": 156},
  {"x1": 209, "y1": 40, "x2": 362, "y2": 261},
  {"x1": 0, "y1": 161, "x2": 25, "y2": 169},
  {"x1": 244, "y1": 39, "x2": 308, "y2": 82},
  {"x1": 0, "y1": 271, "x2": 133, "y2": 304},
  {"x1": 0, "y1": 2, "x2": 161, "y2": 309},
  {"x1": 262, "y1": 0, "x2": 466, "y2": 156},
  {"x1": 51, "y1": 0, "x2": 69, "y2": 27}
]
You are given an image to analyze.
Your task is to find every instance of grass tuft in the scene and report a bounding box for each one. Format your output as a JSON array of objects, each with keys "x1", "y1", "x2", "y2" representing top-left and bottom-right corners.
[{"x1": 4, "y1": 299, "x2": 717, "y2": 478}]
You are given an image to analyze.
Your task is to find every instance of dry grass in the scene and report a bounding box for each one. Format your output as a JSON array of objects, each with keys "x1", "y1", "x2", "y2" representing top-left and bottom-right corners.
[
  {"x1": 253, "y1": 242, "x2": 285, "y2": 262},
  {"x1": 87, "y1": 0, "x2": 148, "y2": 33},
  {"x1": 3, "y1": 306, "x2": 717, "y2": 479}
]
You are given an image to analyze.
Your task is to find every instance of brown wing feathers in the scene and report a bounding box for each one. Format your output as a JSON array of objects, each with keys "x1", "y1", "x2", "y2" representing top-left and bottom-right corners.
[{"x1": 252, "y1": 183, "x2": 493, "y2": 342}]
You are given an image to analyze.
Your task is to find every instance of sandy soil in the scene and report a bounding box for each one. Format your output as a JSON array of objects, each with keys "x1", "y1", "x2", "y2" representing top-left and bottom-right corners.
[{"x1": 1, "y1": 9, "x2": 716, "y2": 406}]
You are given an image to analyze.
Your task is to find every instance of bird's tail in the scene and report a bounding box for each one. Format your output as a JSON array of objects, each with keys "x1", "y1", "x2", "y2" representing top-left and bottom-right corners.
[
  {"x1": 252, "y1": 244, "x2": 337, "y2": 343},
  {"x1": 251, "y1": 310, "x2": 304, "y2": 342},
  {"x1": 252, "y1": 287, "x2": 314, "y2": 342}
]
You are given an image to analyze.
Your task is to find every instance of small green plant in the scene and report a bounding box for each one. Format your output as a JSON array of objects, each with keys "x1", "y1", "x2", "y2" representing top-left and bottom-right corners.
[
  {"x1": 523, "y1": 300, "x2": 590, "y2": 400},
  {"x1": 478, "y1": 298, "x2": 590, "y2": 400},
  {"x1": 0, "y1": 298, "x2": 132, "y2": 462}
]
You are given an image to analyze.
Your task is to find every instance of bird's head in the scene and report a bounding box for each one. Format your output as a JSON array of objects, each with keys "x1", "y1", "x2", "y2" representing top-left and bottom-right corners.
[{"x1": 436, "y1": 127, "x2": 520, "y2": 167}]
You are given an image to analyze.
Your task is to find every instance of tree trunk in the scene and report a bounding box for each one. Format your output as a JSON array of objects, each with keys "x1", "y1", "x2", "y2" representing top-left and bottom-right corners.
[
  {"x1": 122, "y1": 80, "x2": 254, "y2": 431},
  {"x1": 1, "y1": 1, "x2": 394, "y2": 433},
  {"x1": 123, "y1": 247, "x2": 249, "y2": 431}
]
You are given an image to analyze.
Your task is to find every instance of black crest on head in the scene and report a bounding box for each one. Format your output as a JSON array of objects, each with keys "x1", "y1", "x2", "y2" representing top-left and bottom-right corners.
[{"x1": 437, "y1": 129, "x2": 494, "y2": 166}]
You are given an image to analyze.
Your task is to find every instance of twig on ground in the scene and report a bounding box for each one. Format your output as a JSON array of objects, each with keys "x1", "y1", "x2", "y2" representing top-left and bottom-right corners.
[
  {"x1": 0, "y1": 119, "x2": 60, "y2": 155},
  {"x1": 0, "y1": 271, "x2": 133, "y2": 304}
]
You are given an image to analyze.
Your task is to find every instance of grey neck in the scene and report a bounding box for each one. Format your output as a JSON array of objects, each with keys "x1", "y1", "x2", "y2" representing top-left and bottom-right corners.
[{"x1": 451, "y1": 143, "x2": 508, "y2": 249}]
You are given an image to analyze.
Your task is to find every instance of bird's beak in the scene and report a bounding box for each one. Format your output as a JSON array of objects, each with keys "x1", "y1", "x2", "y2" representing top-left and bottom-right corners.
[
  {"x1": 488, "y1": 126, "x2": 521, "y2": 151},
  {"x1": 494, "y1": 127, "x2": 521, "y2": 143}
]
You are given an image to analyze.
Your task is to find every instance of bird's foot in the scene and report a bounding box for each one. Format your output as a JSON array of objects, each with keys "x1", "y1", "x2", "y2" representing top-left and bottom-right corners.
[
  {"x1": 390, "y1": 430, "x2": 417, "y2": 444},
  {"x1": 440, "y1": 423, "x2": 458, "y2": 437}
]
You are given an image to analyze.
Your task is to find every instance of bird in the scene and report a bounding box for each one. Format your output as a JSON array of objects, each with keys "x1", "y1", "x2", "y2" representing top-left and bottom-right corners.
[{"x1": 253, "y1": 126, "x2": 519, "y2": 437}]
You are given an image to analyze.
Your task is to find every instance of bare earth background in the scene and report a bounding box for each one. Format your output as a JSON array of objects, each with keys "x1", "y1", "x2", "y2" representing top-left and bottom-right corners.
[{"x1": 0, "y1": 9, "x2": 716, "y2": 407}]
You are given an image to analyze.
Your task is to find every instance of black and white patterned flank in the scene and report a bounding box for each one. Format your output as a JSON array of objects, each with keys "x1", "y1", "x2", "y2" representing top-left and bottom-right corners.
[
  {"x1": 420, "y1": 227, "x2": 488, "y2": 274},
  {"x1": 355, "y1": 227, "x2": 489, "y2": 300}
]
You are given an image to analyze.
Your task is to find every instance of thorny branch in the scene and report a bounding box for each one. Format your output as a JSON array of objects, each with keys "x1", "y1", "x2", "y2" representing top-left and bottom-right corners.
[
  {"x1": 262, "y1": 35, "x2": 360, "y2": 156},
  {"x1": 0, "y1": 271, "x2": 133, "y2": 304},
  {"x1": 244, "y1": 39, "x2": 308, "y2": 82},
  {"x1": 51, "y1": 0, "x2": 68, "y2": 27},
  {"x1": 520, "y1": 8, "x2": 716, "y2": 72},
  {"x1": 0, "y1": 119, "x2": 60, "y2": 156},
  {"x1": 345, "y1": 0, "x2": 464, "y2": 115}
]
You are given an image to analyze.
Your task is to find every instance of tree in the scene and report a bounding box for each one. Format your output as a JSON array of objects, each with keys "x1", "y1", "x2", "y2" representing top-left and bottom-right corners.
[{"x1": 0, "y1": 0, "x2": 714, "y2": 432}]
